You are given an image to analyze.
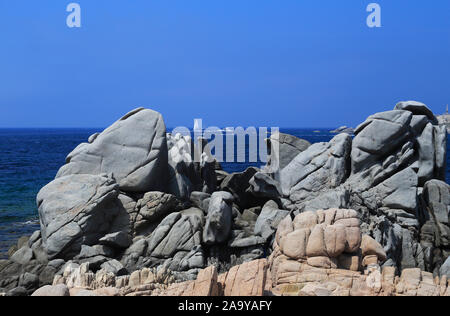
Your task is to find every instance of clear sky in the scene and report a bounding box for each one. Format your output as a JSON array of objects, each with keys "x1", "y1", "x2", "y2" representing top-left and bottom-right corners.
[{"x1": 0, "y1": 1, "x2": 449, "y2": 128}]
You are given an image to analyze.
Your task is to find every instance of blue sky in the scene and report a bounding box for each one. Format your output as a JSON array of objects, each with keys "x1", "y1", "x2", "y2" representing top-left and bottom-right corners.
[{"x1": 0, "y1": 1, "x2": 449, "y2": 128}]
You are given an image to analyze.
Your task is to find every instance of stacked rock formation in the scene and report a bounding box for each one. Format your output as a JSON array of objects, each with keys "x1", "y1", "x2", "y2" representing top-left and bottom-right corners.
[
  {"x1": 1, "y1": 101, "x2": 449, "y2": 296},
  {"x1": 254, "y1": 101, "x2": 449, "y2": 275}
]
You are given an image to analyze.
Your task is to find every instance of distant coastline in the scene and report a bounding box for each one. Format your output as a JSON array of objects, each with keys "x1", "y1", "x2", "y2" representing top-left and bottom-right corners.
[{"x1": 437, "y1": 105, "x2": 450, "y2": 133}]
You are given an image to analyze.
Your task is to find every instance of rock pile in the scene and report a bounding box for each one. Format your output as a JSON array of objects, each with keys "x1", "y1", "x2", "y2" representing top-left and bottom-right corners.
[
  {"x1": 259, "y1": 101, "x2": 449, "y2": 274},
  {"x1": 33, "y1": 208, "x2": 448, "y2": 296},
  {"x1": 1, "y1": 101, "x2": 448, "y2": 296}
]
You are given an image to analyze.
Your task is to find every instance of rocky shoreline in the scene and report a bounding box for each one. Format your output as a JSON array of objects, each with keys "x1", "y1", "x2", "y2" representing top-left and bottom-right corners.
[{"x1": 0, "y1": 101, "x2": 449, "y2": 296}]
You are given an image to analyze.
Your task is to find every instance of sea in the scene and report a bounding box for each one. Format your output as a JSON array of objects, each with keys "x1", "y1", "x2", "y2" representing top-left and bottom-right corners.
[{"x1": 0, "y1": 128, "x2": 449, "y2": 259}]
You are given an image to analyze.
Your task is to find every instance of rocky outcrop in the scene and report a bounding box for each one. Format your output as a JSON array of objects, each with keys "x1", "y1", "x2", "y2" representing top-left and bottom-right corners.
[
  {"x1": 265, "y1": 208, "x2": 449, "y2": 296},
  {"x1": 38, "y1": 259, "x2": 268, "y2": 297},
  {"x1": 203, "y1": 192, "x2": 234, "y2": 245},
  {"x1": 56, "y1": 108, "x2": 169, "y2": 193},
  {"x1": 155, "y1": 266, "x2": 219, "y2": 296},
  {"x1": 420, "y1": 179, "x2": 450, "y2": 274},
  {"x1": 37, "y1": 174, "x2": 120, "y2": 260},
  {"x1": 146, "y1": 209, "x2": 204, "y2": 260},
  {"x1": 3, "y1": 102, "x2": 448, "y2": 296},
  {"x1": 217, "y1": 258, "x2": 268, "y2": 296},
  {"x1": 278, "y1": 133, "x2": 352, "y2": 205},
  {"x1": 251, "y1": 101, "x2": 448, "y2": 274},
  {"x1": 0, "y1": 233, "x2": 66, "y2": 296},
  {"x1": 45, "y1": 255, "x2": 448, "y2": 296},
  {"x1": 265, "y1": 132, "x2": 311, "y2": 171},
  {"x1": 46, "y1": 262, "x2": 174, "y2": 296},
  {"x1": 120, "y1": 208, "x2": 205, "y2": 275},
  {"x1": 343, "y1": 103, "x2": 448, "y2": 272},
  {"x1": 254, "y1": 201, "x2": 289, "y2": 241}
]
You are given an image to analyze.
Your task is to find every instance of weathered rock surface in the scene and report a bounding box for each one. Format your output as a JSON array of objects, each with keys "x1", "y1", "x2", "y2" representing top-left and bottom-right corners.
[
  {"x1": 351, "y1": 110, "x2": 413, "y2": 174},
  {"x1": 420, "y1": 179, "x2": 450, "y2": 274},
  {"x1": 56, "y1": 108, "x2": 168, "y2": 193},
  {"x1": 338, "y1": 103, "x2": 447, "y2": 272},
  {"x1": 279, "y1": 133, "x2": 352, "y2": 202},
  {"x1": 147, "y1": 208, "x2": 204, "y2": 259},
  {"x1": 155, "y1": 266, "x2": 219, "y2": 296},
  {"x1": 119, "y1": 208, "x2": 205, "y2": 275},
  {"x1": 37, "y1": 174, "x2": 120, "y2": 260},
  {"x1": 254, "y1": 201, "x2": 289, "y2": 241},
  {"x1": 130, "y1": 191, "x2": 183, "y2": 236},
  {"x1": 266, "y1": 207, "x2": 448, "y2": 296},
  {"x1": 249, "y1": 172, "x2": 283, "y2": 200},
  {"x1": 167, "y1": 133, "x2": 217, "y2": 199},
  {"x1": 203, "y1": 192, "x2": 234, "y2": 245},
  {"x1": 265, "y1": 132, "x2": 311, "y2": 171},
  {"x1": 217, "y1": 258, "x2": 267, "y2": 296}
]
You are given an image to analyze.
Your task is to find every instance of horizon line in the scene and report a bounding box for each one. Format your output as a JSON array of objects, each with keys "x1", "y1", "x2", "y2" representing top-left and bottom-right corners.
[{"x1": 0, "y1": 126, "x2": 346, "y2": 130}]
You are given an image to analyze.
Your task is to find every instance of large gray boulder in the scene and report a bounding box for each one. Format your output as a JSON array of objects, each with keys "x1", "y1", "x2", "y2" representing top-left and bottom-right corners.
[
  {"x1": 147, "y1": 208, "x2": 204, "y2": 258},
  {"x1": 10, "y1": 247, "x2": 33, "y2": 266},
  {"x1": 351, "y1": 107, "x2": 446, "y2": 186},
  {"x1": 351, "y1": 110, "x2": 413, "y2": 174},
  {"x1": 434, "y1": 125, "x2": 447, "y2": 180},
  {"x1": 423, "y1": 180, "x2": 450, "y2": 225},
  {"x1": 130, "y1": 191, "x2": 183, "y2": 236},
  {"x1": 161, "y1": 245, "x2": 205, "y2": 272},
  {"x1": 37, "y1": 174, "x2": 120, "y2": 259},
  {"x1": 190, "y1": 191, "x2": 211, "y2": 211},
  {"x1": 203, "y1": 192, "x2": 234, "y2": 245},
  {"x1": 100, "y1": 259, "x2": 126, "y2": 276},
  {"x1": 440, "y1": 257, "x2": 450, "y2": 278},
  {"x1": 254, "y1": 200, "x2": 289, "y2": 241},
  {"x1": 416, "y1": 123, "x2": 447, "y2": 185},
  {"x1": 361, "y1": 167, "x2": 418, "y2": 213},
  {"x1": 279, "y1": 133, "x2": 352, "y2": 199},
  {"x1": 108, "y1": 193, "x2": 136, "y2": 237},
  {"x1": 99, "y1": 231, "x2": 132, "y2": 249},
  {"x1": 120, "y1": 239, "x2": 148, "y2": 272},
  {"x1": 56, "y1": 108, "x2": 168, "y2": 193},
  {"x1": 420, "y1": 180, "x2": 450, "y2": 273},
  {"x1": 266, "y1": 132, "x2": 311, "y2": 172},
  {"x1": 394, "y1": 101, "x2": 438, "y2": 124},
  {"x1": 248, "y1": 172, "x2": 282, "y2": 200}
]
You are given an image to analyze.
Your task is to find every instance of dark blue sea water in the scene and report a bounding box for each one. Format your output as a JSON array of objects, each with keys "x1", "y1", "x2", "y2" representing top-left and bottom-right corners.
[{"x1": 0, "y1": 128, "x2": 448, "y2": 258}]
